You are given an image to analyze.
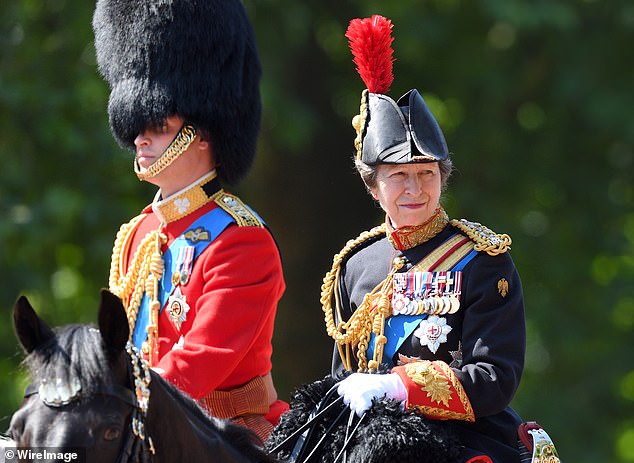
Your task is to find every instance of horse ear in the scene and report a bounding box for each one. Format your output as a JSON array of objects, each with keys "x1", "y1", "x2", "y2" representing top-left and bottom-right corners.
[
  {"x1": 13, "y1": 295, "x2": 56, "y2": 353},
  {"x1": 98, "y1": 289, "x2": 129, "y2": 357}
]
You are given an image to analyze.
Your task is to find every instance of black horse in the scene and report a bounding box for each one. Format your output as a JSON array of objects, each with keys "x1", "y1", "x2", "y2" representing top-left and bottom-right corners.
[{"x1": 9, "y1": 289, "x2": 275, "y2": 463}]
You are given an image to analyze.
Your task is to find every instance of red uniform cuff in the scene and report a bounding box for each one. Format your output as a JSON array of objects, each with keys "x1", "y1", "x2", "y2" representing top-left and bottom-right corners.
[{"x1": 392, "y1": 361, "x2": 475, "y2": 422}]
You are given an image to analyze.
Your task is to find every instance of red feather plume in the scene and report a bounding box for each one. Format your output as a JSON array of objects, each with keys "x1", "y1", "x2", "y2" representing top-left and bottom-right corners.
[{"x1": 345, "y1": 15, "x2": 395, "y2": 94}]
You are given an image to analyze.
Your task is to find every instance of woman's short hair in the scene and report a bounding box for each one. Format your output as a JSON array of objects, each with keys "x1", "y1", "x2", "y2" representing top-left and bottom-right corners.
[{"x1": 354, "y1": 156, "x2": 454, "y2": 192}]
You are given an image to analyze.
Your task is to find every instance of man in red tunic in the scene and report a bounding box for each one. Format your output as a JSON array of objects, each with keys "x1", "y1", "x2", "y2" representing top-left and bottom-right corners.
[{"x1": 92, "y1": 0, "x2": 287, "y2": 442}]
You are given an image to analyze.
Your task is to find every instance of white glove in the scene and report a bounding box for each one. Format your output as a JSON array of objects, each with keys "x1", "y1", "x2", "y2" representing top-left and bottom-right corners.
[{"x1": 337, "y1": 373, "x2": 407, "y2": 417}]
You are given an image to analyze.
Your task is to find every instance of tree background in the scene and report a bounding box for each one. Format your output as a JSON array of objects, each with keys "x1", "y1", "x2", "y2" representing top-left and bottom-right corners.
[{"x1": 1, "y1": 0, "x2": 632, "y2": 461}]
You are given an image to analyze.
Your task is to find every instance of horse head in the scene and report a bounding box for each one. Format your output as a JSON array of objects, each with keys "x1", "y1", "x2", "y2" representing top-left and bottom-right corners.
[
  {"x1": 9, "y1": 290, "x2": 275, "y2": 463},
  {"x1": 9, "y1": 290, "x2": 137, "y2": 462}
]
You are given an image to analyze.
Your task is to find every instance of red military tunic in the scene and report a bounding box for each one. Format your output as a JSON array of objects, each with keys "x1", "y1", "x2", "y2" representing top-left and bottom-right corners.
[{"x1": 109, "y1": 172, "x2": 287, "y2": 440}]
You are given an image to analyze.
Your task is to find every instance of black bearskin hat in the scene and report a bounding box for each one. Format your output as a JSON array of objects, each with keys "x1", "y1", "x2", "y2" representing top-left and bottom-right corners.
[{"x1": 93, "y1": 0, "x2": 261, "y2": 184}]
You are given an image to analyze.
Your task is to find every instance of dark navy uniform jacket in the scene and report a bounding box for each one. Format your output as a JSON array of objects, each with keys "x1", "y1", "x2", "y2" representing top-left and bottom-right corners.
[{"x1": 331, "y1": 223, "x2": 526, "y2": 463}]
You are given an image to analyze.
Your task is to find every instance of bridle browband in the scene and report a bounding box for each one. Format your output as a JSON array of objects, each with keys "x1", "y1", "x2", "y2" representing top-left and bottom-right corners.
[
  {"x1": 23, "y1": 382, "x2": 137, "y2": 408},
  {"x1": 23, "y1": 342, "x2": 155, "y2": 463}
]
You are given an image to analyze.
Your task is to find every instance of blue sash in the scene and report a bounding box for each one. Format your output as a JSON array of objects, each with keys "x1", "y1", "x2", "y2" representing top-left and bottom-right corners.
[
  {"x1": 366, "y1": 240, "x2": 479, "y2": 367},
  {"x1": 132, "y1": 207, "x2": 236, "y2": 349}
]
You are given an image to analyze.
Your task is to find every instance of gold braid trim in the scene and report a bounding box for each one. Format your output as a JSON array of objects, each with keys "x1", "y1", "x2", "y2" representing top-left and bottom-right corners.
[
  {"x1": 108, "y1": 214, "x2": 167, "y2": 359},
  {"x1": 386, "y1": 206, "x2": 449, "y2": 250},
  {"x1": 214, "y1": 192, "x2": 263, "y2": 228},
  {"x1": 321, "y1": 224, "x2": 390, "y2": 372},
  {"x1": 450, "y1": 218, "x2": 512, "y2": 256}
]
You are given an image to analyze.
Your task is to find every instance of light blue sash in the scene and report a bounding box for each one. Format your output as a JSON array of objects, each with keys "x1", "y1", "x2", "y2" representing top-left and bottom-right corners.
[{"x1": 132, "y1": 207, "x2": 236, "y2": 349}]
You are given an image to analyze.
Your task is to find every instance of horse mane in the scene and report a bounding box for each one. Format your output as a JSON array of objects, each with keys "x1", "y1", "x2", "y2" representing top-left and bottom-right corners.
[
  {"x1": 156, "y1": 377, "x2": 275, "y2": 462},
  {"x1": 23, "y1": 324, "x2": 111, "y2": 398}
]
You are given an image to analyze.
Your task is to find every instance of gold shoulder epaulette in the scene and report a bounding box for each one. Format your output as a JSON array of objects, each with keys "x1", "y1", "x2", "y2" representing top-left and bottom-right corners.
[
  {"x1": 450, "y1": 218, "x2": 512, "y2": 256},
  {"x1": 214, "y1": 191, "x2": 263, "y2": 227}
]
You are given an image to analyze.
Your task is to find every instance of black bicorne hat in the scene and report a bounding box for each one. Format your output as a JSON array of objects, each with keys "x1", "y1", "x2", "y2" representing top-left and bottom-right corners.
[
  {"x1": 93, "y1": 0, "x2": 262, "y2": 184},
  {"x1": 361, "y1": 89, "x2": 448, "y2": 165},
  {"x1": 347, "y1": 16, "x2": 449, "y2": 166}
]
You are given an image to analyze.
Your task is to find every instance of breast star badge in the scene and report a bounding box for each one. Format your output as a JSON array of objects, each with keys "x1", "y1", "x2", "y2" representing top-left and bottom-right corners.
[
  {"x1": 167, "y1": 287, "x2": 190, "y2": 331},
  {"x1": 414, "y1": 315, "x2": 452, "y2": 354}
]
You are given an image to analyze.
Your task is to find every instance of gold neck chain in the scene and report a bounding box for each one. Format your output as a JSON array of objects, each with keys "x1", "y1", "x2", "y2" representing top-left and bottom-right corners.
[{"x1": 386, "y1": 206, "x2": 449, "y2": 251}]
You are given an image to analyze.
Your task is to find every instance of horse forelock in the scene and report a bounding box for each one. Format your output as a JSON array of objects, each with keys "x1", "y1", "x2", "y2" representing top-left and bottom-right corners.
[{"x1": 24, "y1": 324, "x2": 112, "y2": 398}]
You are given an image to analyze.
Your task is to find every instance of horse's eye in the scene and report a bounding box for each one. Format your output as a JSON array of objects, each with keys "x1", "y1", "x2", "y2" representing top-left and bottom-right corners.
[{"x1": 104, "y1": 427, "x2": 121, "y2": 441}]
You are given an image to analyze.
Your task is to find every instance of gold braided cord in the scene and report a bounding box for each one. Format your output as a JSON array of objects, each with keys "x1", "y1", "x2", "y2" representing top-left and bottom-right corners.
[
  {"x1": 109, "y1": 216, "x2": 167, "y2": 345},
  {"x1": 450, "y1": 218, "x2": 512, "y2": 256},
  {"x1": 351, "y1": 90, "x2": 369, "y2": 160},
  {"x1": 321, "y1": 224, "x2": 389, "y2": 372},
  {"x1": 135, "y1": 125, "x2": 197, "y2": 181},
  {"x1": 367, "y1": 272, "x2": 399, "y2": 372}
]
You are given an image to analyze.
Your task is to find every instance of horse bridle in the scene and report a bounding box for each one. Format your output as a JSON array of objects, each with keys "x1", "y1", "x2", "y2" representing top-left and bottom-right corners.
[
  {"x1": 23, "y1": 342, "x2": 155, "y2": 463},
  {"x1": 268, "y1": 382, "x2": 367, "y2": 463}
]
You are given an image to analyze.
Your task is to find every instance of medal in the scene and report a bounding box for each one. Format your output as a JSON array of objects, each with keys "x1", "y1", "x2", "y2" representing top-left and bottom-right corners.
[
  {"x1": 433, "y1": 296, "x2": 445, "y2": 315},
  {"x1": 392, "y1": 293, "x2": 408, "y2": 315},
  {"x1": 392, "y1": 270, "x2": 464, "y2": 316},
  {"x1": 167, "y1": 287, "x2": 191, "y2": 330},
  {"x1": 440, "y1": 295, "x2": 451, "y2": 315},
  {"x1": 171, "y1": 245, "x2": 194, "y2": 288},
  {"x1": 448, "y1": 296, "x2": 460, "y2": 314}
]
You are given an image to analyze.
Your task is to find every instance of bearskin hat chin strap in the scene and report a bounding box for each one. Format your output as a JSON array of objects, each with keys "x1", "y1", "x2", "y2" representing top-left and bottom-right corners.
[{"x1": 134, "y1": 125, "x2": 197, "y2": 181}]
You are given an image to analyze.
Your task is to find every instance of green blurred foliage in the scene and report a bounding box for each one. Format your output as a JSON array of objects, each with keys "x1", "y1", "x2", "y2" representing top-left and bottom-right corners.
[{"x1": 1, "y1": 0, "x2": 632, "y2": 461}]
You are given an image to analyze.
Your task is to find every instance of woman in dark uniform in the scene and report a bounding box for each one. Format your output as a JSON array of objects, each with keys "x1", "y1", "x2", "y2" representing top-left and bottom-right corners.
[{"x1": 321, "y1": 15, "x2": 560, "y2": 463}]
